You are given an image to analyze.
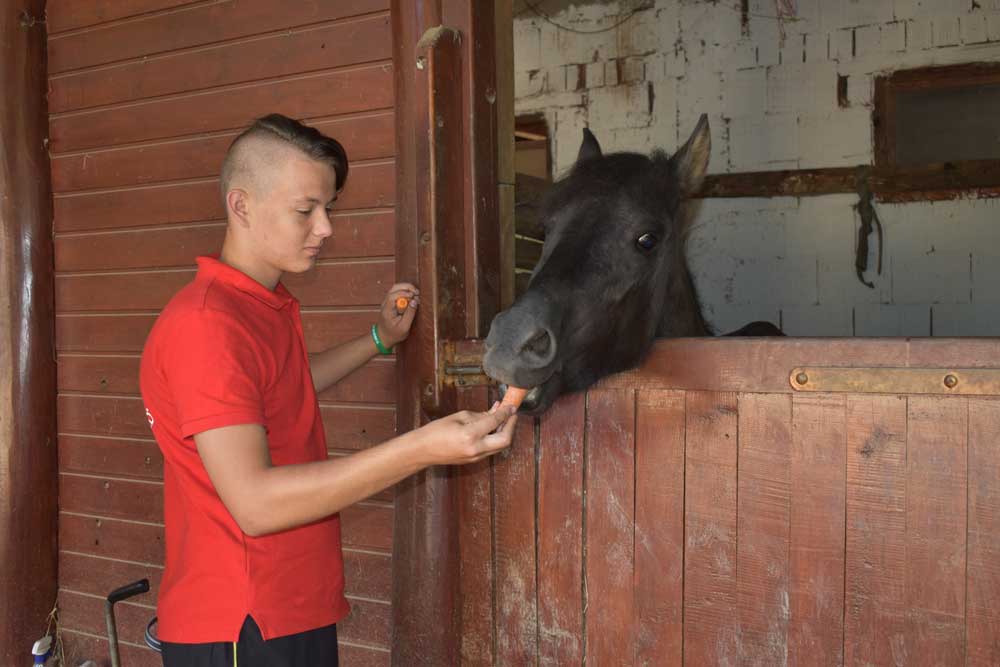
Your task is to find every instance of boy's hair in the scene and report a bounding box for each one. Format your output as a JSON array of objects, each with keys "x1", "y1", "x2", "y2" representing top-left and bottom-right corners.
[{"x1": 220, "y1": 113, "x2": 349, "y2": 198}]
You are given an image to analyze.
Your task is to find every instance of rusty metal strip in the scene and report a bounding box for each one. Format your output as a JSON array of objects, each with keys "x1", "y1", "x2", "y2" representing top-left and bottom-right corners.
[{"x1": 790, "y1": 367, "x2": 1000, "y2": 395}]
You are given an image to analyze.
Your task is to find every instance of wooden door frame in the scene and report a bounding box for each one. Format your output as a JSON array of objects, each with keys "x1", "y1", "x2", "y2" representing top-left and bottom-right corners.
[
  {"x1": 390, "y1": 0, "x2": 512, "y2": 662},
  {"x1": 0, "y1": 1, "x2": 58, "y2": 662}
]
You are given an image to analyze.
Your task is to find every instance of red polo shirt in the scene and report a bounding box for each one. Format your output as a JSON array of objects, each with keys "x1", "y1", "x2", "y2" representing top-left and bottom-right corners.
[{"x1": 140, "y1": 256, "x2": 349, "y2": 643}]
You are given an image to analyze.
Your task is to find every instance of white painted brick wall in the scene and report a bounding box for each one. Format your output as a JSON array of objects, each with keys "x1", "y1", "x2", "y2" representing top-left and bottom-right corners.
[{"x1": 515, "y1": 0, "x2": 1000, "y2": 337}]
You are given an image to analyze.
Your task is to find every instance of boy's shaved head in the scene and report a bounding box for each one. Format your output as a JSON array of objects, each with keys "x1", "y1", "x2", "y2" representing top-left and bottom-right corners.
[{"x1": 220, "y1": 114, "x2": 348, "y2": 202}]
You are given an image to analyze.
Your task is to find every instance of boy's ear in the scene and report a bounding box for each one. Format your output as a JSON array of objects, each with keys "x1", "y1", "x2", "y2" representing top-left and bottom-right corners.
[{"x1": 226, "y1": 189, "x2": 251, "y2": 227}]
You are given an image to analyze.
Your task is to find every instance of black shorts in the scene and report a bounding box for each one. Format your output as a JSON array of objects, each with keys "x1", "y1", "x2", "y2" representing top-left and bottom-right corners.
[{"x1": 160, "y1": 615, "x2": 338, "y2": 667}]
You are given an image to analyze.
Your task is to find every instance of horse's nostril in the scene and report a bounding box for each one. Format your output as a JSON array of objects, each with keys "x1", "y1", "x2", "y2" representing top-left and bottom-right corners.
[
  {"x1": 517, "y1": 328, "x2": 555, "y2": 365},
  {"x1": 525, "y1": 331, "x2": 550, "y2": 357}
]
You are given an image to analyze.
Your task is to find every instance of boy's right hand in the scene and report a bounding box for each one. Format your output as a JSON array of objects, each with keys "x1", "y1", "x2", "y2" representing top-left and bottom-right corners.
[{"x1": 414, "y1": 403, "x2": 518, "y2": 466}]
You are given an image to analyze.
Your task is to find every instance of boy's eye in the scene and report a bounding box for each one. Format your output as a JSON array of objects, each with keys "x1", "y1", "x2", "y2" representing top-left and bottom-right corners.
[{"x1": 296, "y1": 209, "x2": 311, "y2": 215}]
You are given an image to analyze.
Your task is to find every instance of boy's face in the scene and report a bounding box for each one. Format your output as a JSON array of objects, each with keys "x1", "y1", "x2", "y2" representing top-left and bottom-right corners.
[{"x1": 249, "y1": 153, "x2": 337, "y2": 275}]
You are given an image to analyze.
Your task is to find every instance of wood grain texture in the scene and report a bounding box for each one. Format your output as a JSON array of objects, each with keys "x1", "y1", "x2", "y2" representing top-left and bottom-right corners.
[
  {"x1": 493, "y1": 411, "x2": 538, "y2": 663},
  {"x1": 683, "y1": 390, "x2": 739, "y2": 666},
  {"x1": 584, "y1": 389, "x2": 636, "y2": 664},
  {"x1": 49, "y1": 15, "x2": 391, "y2": 113},
  {"x1": 736, "y1": 392, "x2": 792, "y2": 665},
  {"x1": 788, "y1": 393, "x2": 846, "y2": 665},
  {"x1": 967, "y1": 398, "x2": 1000, "y2": 666},
  {"x1": 905, "y1": 396, "x2": 968, "y2": 665},
  {"x1": 633, "y1": 390, "x2": 684, "y2": 665},
  {"x1": 537, "y1": 391, "x2": 585, "y2": 665},
  {"x1": 455, "y1": 386, "x2": 494, "y2": 665},
  {"x1": 51, "y1": 112, "x2": 395, "y2": 192},
  {"x1": 47, "y1": 0, "x2": 389, "y2": 73},
  {"x1": 844, "y1": 395, "x2": 908, "y2": 666}
]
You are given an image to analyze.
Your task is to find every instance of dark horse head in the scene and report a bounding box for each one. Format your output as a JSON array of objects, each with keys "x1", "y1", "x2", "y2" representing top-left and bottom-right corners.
[{"x1": 484, "y1": 115, "x2": 713, "y2": 415}]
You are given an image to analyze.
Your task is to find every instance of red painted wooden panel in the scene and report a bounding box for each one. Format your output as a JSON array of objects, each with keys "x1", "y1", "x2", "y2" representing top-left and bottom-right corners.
[
  {"x1": 584, "y1": 388, "x2": 636, "y2": 663},
  {"x1": 905, "y1": 397, "x2": 967, "y2": 665},
  {"x1": 50, "y1": 15, "x2": 391, "y2": 112},
  {"x1": 788, "y1": 393, "x2": 847, "y2": 665},
  {"x1": 967, "y1": 398, "x2": 1000, "y2": 666},
  {"x1": 60, "y1": 589, "x2": 156, "y2": 646},
  {"x1": 455, "y1": 386, "x2": 494, "y2": 665},
  {"x1": 338, "y1": 598, "x2": 391, "y2": 648},
  {"x1": 46, "y1": 0, "x2": 208, "y2": 34},
  {"x1": 59, "y1": 434, "x2": 162, "y2": 480},
  {"x1": 843, "y1": 395, "x2": 908, "y2": 666},
  {"x1": 736, "y1": 392, "x2": 792, "y2": 664},
  {"x1": 60, "y1": 550, "x2": 163, "y2": 600},
  {"x1": 55, "y1": 210, "x2": 394, "y2": 272},
  {"x1": 338, "y1": 643, "x2": 391, "y2": 666},
  {"x1": 58, "y1": 352, "x2": 394, "y2": 405},
  {"x1": 493, "y1": 407, "x2": 537, "y2": 663},
  {"x1": 50, "y1": 64, "x2": 394, "y2": 152},
  {"x1": 53, "y1": 161, "x2": 395, "y2": 233},
  {"x1": 683, "y1": 390, "x2": 739, "y2": 666},
  {"x1": 633, "y1": 390, "x2": 684, "y2": 665},
  {"x1": 48, "y1": 0, "x2": 389, "y2": 73},
  {"x1": 536, "y1": 391, "x2": 585, "y2": 665},
  {"x1": 51, "y1": 112, "x2": 395, "y2": 192},
  {"x1": 60, "y1": 630, "x2": 161, "y2": 667},
  {"x1": 57, "y1": 261, "x2": 393, "y2": 311},
  {"x1": 60, "y1": 472, "x2": 163, "y2": 523},
  {"x1": 57, "y1": 310, "x2": 381, "y2": 353}
]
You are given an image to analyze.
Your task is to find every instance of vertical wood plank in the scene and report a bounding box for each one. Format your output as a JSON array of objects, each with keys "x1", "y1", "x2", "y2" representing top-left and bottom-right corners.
[
  {"x1": 789, "y1": 393, "x2": 847, "y2": 665},
  {"x1": 537, "y1": 391, "x2": 585, "y2": 665},
  {"x1": 967, "y1": 398, "x2": 1000, "y2": 667},
  {"x1": 906, "y1": 396, "x2": 967, "y2": 665},
  {"x1": 634, "y1": 390, "x2": 685, "y2": 665},
  {"x1": 456, "y1": 386, "x2": 494, "y2": 665},
  {"x1": 844, "y1": 394, "x2": 908, "y2": 666},
  {"x1": 493, "y1": 410, "x2": 538, "y2": 663},
  {"x1": 584, "y1": 388, "x2": 636, "y2": 664},
  {"x1": 683, "y1": 390, "x2": 739, "y2": 666},
  {"x1": 737, "y1": 392, "x2": 792, "y2": 666}
]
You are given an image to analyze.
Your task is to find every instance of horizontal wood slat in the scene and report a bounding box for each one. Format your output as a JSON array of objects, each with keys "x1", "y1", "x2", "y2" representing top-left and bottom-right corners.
[
  {"x1": 59, "y1": 353, "x2": 395, "y2": 404},
  {"x1": 57, "y1": 393, "x2": 393, "y2": 450},
  {"x1": 59, "y1": 434, "x2": 163, "y2": 480},
  {"x1": 57, "y1": 309, "x2": 383, "y2": 353},
  {"x1": 55, "y1": 211, "x2": 394, "y2": 272},
  {"x1": 47, "y1": 0, "x2": 389, "y2": 73},
  {"x1": 339, "y1": 598, "x2": 391, "y2": 648},
  {"x1": 52, "y1": 112, "x2": 395, "y2": 192},
  {"x1": 46, "y1": 0, "x2": 209, "y2": 35},
  {"x1": 60, "y1": 501, "x2": 391, "y2": 558},
  {"x1": 60, "y1": 543, "x2": 389, "y2": 604},
  {"x1": 50, "y1": 15, "x2": 391, "y2": 113},
  {"x1": 56, "y1": 260, "x2": 393, "y2": 311},
  {"x1": 54, "y1": 161, "x2": 395, "y2": 233},
  {"x1": 60, "y1": 630, "x2": 160, "y2": 667},
  {"x1": 50, "y1": 64, "x2": 394, "y2": 153}
]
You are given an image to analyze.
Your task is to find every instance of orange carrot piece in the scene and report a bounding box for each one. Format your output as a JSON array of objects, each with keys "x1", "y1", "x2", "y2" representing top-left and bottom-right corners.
[
  {"x1": 500, "y1": 386, "x2": 529, "y2": 410},
  {"x1": 395, "y1": 296, "x2": 410, "y2": 314}
]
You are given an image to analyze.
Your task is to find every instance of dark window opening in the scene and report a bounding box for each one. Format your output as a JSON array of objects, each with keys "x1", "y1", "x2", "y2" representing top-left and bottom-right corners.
[{"x1": 514, "y1": 114, "x2": 550, "y2": 297}]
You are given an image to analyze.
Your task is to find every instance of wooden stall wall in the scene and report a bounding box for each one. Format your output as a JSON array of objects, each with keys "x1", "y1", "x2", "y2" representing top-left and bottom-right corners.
[
  {"x1": 46, "y1": 2, "x2": 396, "y2": 664},
  {"x1": 465, "y1": 338, "x2": 1000, "y2": 666}
]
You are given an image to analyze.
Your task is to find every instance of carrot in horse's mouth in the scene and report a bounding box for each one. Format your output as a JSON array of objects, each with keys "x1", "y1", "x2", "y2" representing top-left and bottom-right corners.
[
  {"x1": 395, "y1": 296, "x2": 410, "y2": 314},
  {"x1": 501, "y1": 386, "x2": 529, "y2": 410}
]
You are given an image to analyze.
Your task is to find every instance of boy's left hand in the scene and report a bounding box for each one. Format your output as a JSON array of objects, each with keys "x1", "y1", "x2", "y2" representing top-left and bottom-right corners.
[{"x1": 376, "y1": 283, "x2": 420, "y2": 348}]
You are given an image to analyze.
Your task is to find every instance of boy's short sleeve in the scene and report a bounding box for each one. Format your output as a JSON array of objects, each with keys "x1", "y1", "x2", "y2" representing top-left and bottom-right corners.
[{"x1": 166, "y1": 309, "x2": 266, "y2": 439}]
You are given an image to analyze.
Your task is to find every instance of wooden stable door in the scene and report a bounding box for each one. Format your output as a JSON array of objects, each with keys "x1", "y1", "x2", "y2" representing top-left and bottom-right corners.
[{"x1": 457, "y1": 338, "x2": 1000, "y2": 666}]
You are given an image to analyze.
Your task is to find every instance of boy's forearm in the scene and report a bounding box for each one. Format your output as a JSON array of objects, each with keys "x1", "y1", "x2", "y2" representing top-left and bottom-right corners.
[
  {"x1": 244, "y1": 430, "x2": 431, "y2": 536},
  {"x1": 309, "y1": 332, "x2": 380, "y2": 393}
]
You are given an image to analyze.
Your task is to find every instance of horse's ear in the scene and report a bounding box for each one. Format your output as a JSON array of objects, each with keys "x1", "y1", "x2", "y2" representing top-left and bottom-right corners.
[
  {"x1": 577, "y1": 127, "x2": 603, "y2": 163},
  {"x1": 672, "y1": 114, "x2": 711, "y2": 196}
]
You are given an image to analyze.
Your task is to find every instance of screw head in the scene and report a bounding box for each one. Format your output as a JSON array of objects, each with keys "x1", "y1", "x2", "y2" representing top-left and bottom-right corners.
[
  {"x1": 944, "y1": 374, "x2": 959, "y2": 389},
  {"x1": 795, "y1": 372, "x2": 809, "y2": 385}
]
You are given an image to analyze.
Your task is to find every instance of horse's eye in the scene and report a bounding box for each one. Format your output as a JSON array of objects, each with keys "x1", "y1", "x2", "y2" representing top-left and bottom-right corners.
[{"x1": 636, "y1": 233, "x2": 658, "y2": 251}]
